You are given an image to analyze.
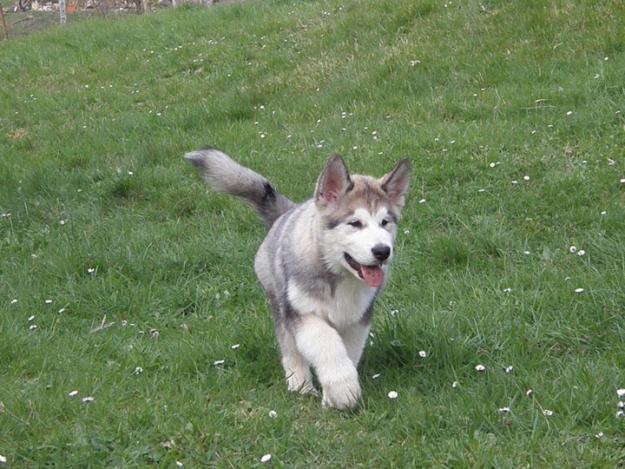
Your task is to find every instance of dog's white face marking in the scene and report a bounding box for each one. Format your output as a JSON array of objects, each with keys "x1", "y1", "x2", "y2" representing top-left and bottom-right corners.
[
  {"x1": 322, "y1": 206, "x2": 397, "y2": 288},
  {"x1": 338, "y1": 207, "x2": 395, "y2": 265}
]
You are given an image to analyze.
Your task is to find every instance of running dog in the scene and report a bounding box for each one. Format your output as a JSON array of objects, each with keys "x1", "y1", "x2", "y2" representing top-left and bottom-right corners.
[{"x1": 185, "y1": 148, "x2": 410, "y2": 409}]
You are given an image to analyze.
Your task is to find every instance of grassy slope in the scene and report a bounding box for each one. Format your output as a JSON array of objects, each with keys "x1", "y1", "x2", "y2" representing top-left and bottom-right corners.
[{"x1": 1, "y1": 0, "x2": 625, "y2": 465}]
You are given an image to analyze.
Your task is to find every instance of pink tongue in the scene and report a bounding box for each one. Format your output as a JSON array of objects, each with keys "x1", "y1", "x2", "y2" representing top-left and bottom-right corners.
[{"x1": 361, "y1": 265, "x2": 384, "y2": 288}]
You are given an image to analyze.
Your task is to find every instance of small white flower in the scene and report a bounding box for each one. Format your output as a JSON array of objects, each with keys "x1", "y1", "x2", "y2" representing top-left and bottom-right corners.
[
  {"x1": 543, "y1": 409, "x2": 554, "y2": 416},
  {"x1": 523, "y1": 175, "x2": 530, "y2": 181},
  {"x1": 452, "y1": 381, "x2": 460, "y2": 389},
  {"x1": 387, "y1": 391, "x2": 398, "y2": 399},
  {"x1": 489, "y1": 162, "x2": 496, "y2": 168},
  {"x1": 0, "y1": 454, "x2": 6, "y2": 464},
  {"x1": 478, "y1": 188, "x2": 486, "y2": 193},
  {"x1": 68, "y1": 390, "x2": 79, "y2": 397},
  {"x1": 149, "y1": 329, "x2": 160, "y2": 339},
  {"x1": 418, "y1": 350, "x2": 427, "y2": 358},
  {"x1": 475, "y1": 364, "x2": 486, "y2": 372},
  {"x1": 504, "y1": 366, "x2": 514, "y2": 374},
  {"x1": 176, "y1": 461, "x2": 184, "y2": 467},
  {"x1": 419, "y1": 199, "x2": 426, "y2": 204},
  {"x1": 607, "y1": 158, "x2": 616, "y2": 166},
  {"x1": 620, "y1": 178, "x2": 625, "y2": 184},
  {"x1": 566, "y1": 111, "x2": 573, "y2": 116},
  {"x1": 231, "y1": 344, "x2": 240, "y2": 350},
  {"x1": 616, "y1": 389, "x2": 625, "y2": 398},
  {"x1": 213, "y1": 360, "x2": 225, "y2": 366},
  {"x1": 82, "y1": 396, "x2": 95, "y2": 404},
  {"x1": 503, "y1": 288, "x2": 512, "y2": 293},
  {"x1": 574, "y1": 288, "x2": 585, "y2": 293},
  {"x1": 569, "y1": 246, "x2": 577, "y2": 254},
  {"x1": 372, "y1": 373, "x2": 381, "y2": 379},
  {"x1": 601, "y1": 211, "x2": 607, "y2": 215},
  {"x1": 28, "y1": 315, "x2": 35, "y2": 322},
  {"x1": 133, "y1": 366, "x2": 144, "y2": 375},
  {"x1": 523, "y1": 250, "x2": 531, "y2": 255},
  {"x1": 268, "y1": 410, "x2": 277, "y2": 419},
  {"x1": 617, "y1": 401, "x2": 624, "y2": 409},
  {"x1": 87, "y1": 267, "x2": 96, "y2": 274},
  {"x1": 403, "y1": 229, "x2": 410, "y2": 235},
  {"x1": 10, "y1": 299, "x2": 17, "y2": 304},
  {"x1": 526, "y1": 389, "x2": 534, "y2": 398},
  {"x1": 45, "y1": 299, "x2": 53, "y2": 304},
  {"x1": 260, "y1": 454, "x2": 272, "y2": 463},
  {"x1": 498, "y1": 407, "x2": 511, "y2": 414},
  {"x1": 59, "y1": 219, "x2": 66, "y2": 225},
  {"x1": 595, "y1": 432, "x2": 604, "y2": 439},
  {"x1": 577, "y1": 250, "x2": 586, "y2": 256},
  {"x1": 511, "y1": 180, "x2": 518, "y2": 185},
  {"x1": 29, "y1": 324, "x2": 38, "y2": 331},
  {"x1": 616, "y1": 410, "x2": 625, "y2": 419}
]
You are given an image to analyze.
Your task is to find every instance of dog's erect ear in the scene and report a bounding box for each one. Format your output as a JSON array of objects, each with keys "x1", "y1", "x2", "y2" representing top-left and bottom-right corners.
[
  {"x1": 381, "y1": 159, "x2": 411, "y2": 209},
  {"x1": 315, "y1": 155, "x2": 353, "y2": 207}
]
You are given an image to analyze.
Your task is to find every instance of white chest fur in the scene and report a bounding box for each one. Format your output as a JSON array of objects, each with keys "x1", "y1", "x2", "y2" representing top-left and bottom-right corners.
[{"x1": 287, "y1": 278, "x2": 377, "y2": 330}]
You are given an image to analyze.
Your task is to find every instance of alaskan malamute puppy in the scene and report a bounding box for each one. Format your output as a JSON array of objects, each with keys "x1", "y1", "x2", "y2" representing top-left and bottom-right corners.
[{"x1": 186, "y1": 148, "x2": 410, "y2": 409}]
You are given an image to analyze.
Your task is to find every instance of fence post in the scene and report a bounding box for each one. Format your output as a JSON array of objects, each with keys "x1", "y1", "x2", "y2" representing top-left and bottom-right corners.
[
  {"x1": 59, "y1": 0, "x2": 67, "y2": 24},
  {"x1": 0, "y1": 5, "x2": 8, "y2": 40}
]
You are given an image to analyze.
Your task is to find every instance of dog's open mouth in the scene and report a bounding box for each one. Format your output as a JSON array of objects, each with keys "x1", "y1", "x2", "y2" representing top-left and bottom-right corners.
[{"x1": 344, "y1": 253, "x2": 384, "y2": 288}]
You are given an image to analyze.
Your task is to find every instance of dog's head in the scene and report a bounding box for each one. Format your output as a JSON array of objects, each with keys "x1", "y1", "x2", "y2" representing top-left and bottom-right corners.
[{"x1": 314, "y1": 155, "x2": 411, "y2": 288}]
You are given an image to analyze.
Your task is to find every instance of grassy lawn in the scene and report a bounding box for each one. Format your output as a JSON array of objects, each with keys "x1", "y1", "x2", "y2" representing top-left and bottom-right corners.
[{"x1": 1, "y1": 0, "x2": 625, "y2": 465}]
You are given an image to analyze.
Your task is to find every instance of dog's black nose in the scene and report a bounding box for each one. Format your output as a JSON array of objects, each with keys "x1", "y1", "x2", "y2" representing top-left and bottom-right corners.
[{"x1": 371, "y1": 244, "x2": 391, "y2": 262}]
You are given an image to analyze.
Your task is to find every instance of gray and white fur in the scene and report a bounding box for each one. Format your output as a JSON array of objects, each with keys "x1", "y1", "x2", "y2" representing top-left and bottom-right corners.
[{"x1": 185, "y1": 148, "x2": 411, "y2": 409}]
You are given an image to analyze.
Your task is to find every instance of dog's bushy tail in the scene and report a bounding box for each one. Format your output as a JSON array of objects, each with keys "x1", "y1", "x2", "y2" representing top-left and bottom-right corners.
[{"x1": 185, "y1": 148, "x2": 295, "y2": 228}]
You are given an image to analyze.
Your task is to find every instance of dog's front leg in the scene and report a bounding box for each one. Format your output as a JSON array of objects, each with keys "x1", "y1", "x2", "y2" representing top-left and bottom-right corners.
[
  {"x1": 294, "y1": 315, "x2": 361, "y2": 409},
  {"x1": 341, "y1": 322, "x2": 371, "y2": 367}
]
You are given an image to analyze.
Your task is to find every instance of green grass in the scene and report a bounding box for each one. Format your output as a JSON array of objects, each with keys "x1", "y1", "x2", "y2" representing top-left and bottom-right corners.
[{"x1": 2, "y1": 0, "x2": 625, "y2": 465}]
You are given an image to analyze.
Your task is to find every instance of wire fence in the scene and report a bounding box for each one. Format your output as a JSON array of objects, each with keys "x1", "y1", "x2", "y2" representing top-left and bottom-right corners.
[{"x1": 0, "y1": 0, "x2": 217, "y2": 39}]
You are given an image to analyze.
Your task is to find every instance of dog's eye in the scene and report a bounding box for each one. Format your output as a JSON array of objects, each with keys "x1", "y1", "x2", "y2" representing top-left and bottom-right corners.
[
  {"x1": 381, "y1": 219, "x2": 389, "y2": 227},
  {"x1": 348, "y1": 220, "x2": 363, "y2": 229}
]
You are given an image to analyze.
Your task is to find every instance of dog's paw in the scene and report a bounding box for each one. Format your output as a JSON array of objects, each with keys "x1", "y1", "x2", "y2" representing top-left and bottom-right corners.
[
  {"x1": 286, "y1": 368, "x2": 316, "y2": 395},
  {"x1": 321, "y1": 368, "x2": 361, "y2": 410}
]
